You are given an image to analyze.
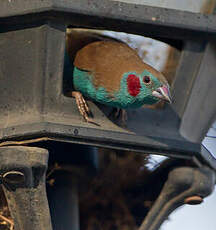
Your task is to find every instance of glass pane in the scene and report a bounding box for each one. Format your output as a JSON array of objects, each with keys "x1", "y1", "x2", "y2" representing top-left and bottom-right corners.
[{"x1": 110, "y1": 0, "x2": 216, "y2": 14}]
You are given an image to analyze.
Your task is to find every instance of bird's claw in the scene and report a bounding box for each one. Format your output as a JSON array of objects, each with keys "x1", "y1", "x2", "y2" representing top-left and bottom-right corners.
[{"x1": 71, "y1": 91, "x2": 100, "y2": 126}]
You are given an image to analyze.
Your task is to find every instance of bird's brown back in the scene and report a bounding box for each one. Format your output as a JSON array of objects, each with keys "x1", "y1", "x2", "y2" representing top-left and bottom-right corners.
[{"x1": 74, "y1": 41, "x2": 167, "y2": 93}]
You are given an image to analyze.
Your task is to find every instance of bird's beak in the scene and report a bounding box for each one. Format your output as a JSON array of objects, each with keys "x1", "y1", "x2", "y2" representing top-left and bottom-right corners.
[{"x1": 152, "y1": 84, "x2": 172, "y2": 103}]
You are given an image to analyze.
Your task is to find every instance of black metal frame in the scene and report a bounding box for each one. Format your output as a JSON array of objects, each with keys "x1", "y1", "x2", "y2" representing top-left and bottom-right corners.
[
  {"x1": 1, "y1": 0, "x2": 216, "y2": 39},
  {"x1": 0, "y1": 0, "x2": 216, "y2": 169},
  {"x1": 1, "y1": 1, "x2": 216, "y2": 230}
]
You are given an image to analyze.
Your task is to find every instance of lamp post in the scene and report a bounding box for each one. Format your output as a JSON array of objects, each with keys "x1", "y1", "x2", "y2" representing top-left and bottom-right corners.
[{"x1": 0, "y1": 1, "x2": 216, "y2": 229}]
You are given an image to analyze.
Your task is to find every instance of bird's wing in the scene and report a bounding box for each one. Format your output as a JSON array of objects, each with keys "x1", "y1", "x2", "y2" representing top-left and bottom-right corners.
[
  {"x1": 74, "y1": 41, "x2": 144, "y2": 93},
  {"x1": 74, "y1": 41, "x2": 168, "y2": 93}
]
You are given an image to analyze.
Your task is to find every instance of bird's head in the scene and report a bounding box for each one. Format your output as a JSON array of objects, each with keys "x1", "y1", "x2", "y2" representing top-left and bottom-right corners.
[{"x1": 119, "y1": 69, "x2": 172, "y2": 108}]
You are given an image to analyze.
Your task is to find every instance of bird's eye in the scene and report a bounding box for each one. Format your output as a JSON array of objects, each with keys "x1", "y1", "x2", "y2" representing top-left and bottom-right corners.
[{"x1": 143, "y1": 76, "x2": 151, "y2": 84}]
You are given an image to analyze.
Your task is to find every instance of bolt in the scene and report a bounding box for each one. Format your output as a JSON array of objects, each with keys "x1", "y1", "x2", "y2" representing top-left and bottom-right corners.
[{"x1": 74, "y1": 129, "x2": 79, "y2": 136}]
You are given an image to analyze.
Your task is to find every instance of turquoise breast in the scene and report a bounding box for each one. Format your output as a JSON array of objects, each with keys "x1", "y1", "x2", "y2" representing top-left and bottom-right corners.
[{"x1": 73, "y1": 67, "x2": 159, "y2": 109}]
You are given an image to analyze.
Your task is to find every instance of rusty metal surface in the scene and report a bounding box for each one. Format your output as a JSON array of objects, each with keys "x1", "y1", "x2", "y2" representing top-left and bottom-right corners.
[
  {"x1": 0, "y1": 0, "x2": 216, "y2": 40},
  {"x1": 0, "y1": 146, "x2": 52, "y2": 230}
]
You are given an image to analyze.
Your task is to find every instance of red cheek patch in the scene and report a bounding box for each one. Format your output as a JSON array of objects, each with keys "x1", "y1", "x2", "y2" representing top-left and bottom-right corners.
[{"x1": 127, "y1": 74, "x2": 141, "y2": 97}]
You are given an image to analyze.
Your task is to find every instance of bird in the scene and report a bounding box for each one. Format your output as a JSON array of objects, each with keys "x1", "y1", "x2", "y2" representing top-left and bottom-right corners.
[{"x1": 67, "y1": 40, "x2": 172, "y2": 124}]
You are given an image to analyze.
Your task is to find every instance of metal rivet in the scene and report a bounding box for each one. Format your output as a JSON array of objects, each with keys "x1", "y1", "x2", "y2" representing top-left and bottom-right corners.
[{"x1": 74, "y1": 129, "x2": 79, "y2": 136}]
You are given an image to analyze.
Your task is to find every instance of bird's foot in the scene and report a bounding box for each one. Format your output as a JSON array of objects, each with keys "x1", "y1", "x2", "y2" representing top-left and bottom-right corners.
[
  {"x1": 121, "y1": 109, "x2": 128, "y2": 125},
  {"x1": 109, "y1": 108, "x2": 128, "y2": 127},
  {"x1": 68, "y1": 91, "x2": 99, "y2": 126}
]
